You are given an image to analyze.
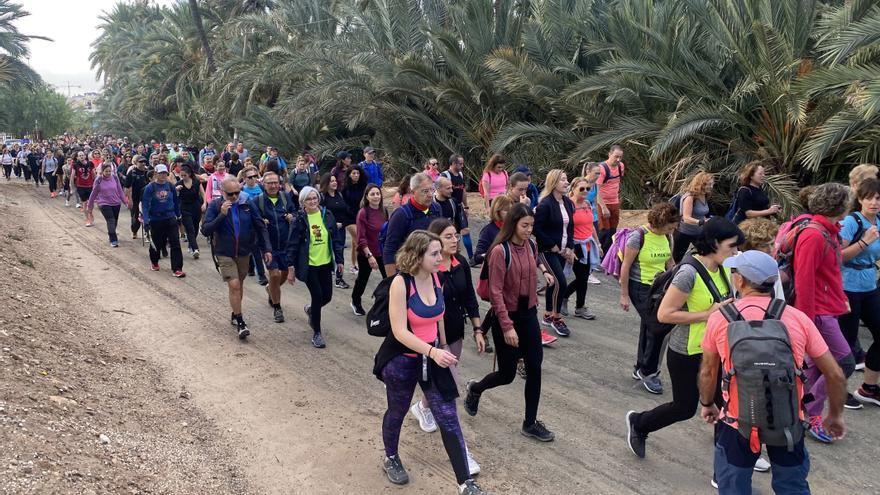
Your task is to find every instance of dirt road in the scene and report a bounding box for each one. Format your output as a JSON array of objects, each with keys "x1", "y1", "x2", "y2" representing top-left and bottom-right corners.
[{"x1": 2, "y1": 182, "x2": 877, "y2": 494}]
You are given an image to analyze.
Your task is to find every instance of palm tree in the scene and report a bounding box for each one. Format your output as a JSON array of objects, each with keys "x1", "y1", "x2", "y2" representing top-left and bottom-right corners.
[
  {"x1": 188, "y1": 0, "x2": 216, "y2": 72},
  {"x1": 0, "y1": 0, "x2": 46, "y2": 89}
]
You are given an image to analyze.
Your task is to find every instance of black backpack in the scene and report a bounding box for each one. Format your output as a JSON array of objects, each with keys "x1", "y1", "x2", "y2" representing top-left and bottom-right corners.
[
  {"x1": 365, "y1": 274, "x2": 412, "y2": 337},
  {"x1": 647, "y1": 254, "x2": 731, "y2": 336}
]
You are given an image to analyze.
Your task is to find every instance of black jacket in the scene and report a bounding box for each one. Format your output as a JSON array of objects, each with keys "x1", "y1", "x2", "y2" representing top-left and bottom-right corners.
[
  {"x1": 286, "y1": 207, "x2": 344, "y2": 280},
  {"x1": 321, "y1": 191, "x2": 354, "y2": 226},
  {"x1": 533, "y1": 194, "x2": 575, "y2": 252},
  {"x1": 437, "y1": 254, "x2": 480, "y2": 343},
  {"x1": 474, "y1": 221, "x2": 501, "y2": 265}
]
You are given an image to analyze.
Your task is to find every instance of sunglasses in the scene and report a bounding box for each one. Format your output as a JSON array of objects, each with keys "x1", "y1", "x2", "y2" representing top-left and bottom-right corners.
[
  {"x1": 578, "y1": 187, "x2": 587, "y2": 192},
  {"x1": 246, "y1": 175, "x2": 257, "y2": 179},
  {"x1": 225, "y1": 191, "x2": 240, "y2": 197}
]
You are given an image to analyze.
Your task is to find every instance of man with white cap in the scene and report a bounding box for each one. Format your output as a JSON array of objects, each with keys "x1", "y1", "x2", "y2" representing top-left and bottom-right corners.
[
  {"x1": 141, "y1": 164, "x2": 185, "y2": 277},
  {"x1": 697, "y1": 250, "x2": 846, "y2": 493}
]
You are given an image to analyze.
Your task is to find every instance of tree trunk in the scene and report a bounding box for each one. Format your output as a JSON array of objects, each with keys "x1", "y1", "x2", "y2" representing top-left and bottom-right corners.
[{"x1": 188, "y1": 0, "x2": 216, "y2": 72}]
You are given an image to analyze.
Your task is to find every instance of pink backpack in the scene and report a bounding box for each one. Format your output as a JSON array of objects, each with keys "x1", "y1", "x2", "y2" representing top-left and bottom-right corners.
[{"x1": 601, "y1": 227, "x2": 646, "y2": 279}]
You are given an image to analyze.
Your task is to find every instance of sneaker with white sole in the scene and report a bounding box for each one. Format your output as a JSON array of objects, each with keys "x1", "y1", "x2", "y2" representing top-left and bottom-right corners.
[
  {"x1": 854, "y1": 385, "x2": 880, "y2": 406},
  {"x1": 845, "y1": 392, "x2": 864, "y2": 410},
  {"x1": 625, "y1": 410, "x2": 646, "y2": 458},
  {"x1": 351, "y1": 301, "x2": 366, "y2": 316},
  {"x1": 574, "y1": 306, "x2": 596, "y2": 320},
  {"x1": 410, "y1": 401, "x2": 437, "y2": 433},
  {"x1": 636, "y1": 370, "x2": 663, "y2": 395},
  {"x1": 588, "y1": 274, "x2": 601, "y2": 285},
  {"x1": 459, "y1": 479, "x2": 489, "y2": 495},
  {"x1": 560, "y1": 298, "x2": 569, "y2": 317},
  {"x1": 540, "y1": 329, "x2": 558, "y2": 346},
  {"x1": 466, "y1": 448, "x2": 480, "y2": 476},
  {"x1": 383, "y1": 455, "x2": 409, "y2": 485},
  {"x1": 753, "y1": 456, "x2": 771, "y2": 472}
]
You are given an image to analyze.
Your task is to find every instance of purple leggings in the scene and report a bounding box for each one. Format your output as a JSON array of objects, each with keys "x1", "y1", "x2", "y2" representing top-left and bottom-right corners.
[
  {"x1": 381, "y1": 354, "x2": 470, "y2": 484},
  {"x1": 805, "y1": 315, "x2": 854, "y2": 417}
]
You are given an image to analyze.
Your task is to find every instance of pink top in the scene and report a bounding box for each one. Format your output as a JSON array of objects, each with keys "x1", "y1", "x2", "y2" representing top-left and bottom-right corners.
[
  {"x1": 597, "y1": 162, "x2": 624, "y2": 205},
  {"x1": 481, "y1": 170, "x2": 508, "y2": 200},
  {"x1": 426, "y1": 168, "x2": 440, "y2": 181},
  {"x1": 205, "y1": 172, "x2": 234, "y2": 201},
  {"x1": 392, "y1": 192, "x2": 412, "y2": 208},
  {"x1": 403, "y1": 274, "x2": 444, "y2": 357},
  {"x1": 572, "y1": 200, "x2": 595, "y2": 241}
]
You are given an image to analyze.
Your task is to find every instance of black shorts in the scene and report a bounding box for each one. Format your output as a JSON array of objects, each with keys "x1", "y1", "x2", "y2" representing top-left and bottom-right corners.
[{"x1": 76, "y1": 187, "x2": 92, "y2": 202}]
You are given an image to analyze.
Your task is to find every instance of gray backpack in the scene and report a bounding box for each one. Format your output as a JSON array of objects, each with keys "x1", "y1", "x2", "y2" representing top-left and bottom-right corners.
[{"x1": 718, "y1": 299, "x2": 809, "y2": 452}]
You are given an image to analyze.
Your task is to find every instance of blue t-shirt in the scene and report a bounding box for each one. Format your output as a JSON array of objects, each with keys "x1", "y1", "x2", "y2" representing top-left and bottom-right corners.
[
  {"x1": 242, "y1": 183, "x2": 263, "y2": 199},
  {"x1": 587, "y1": 186, "x2": 598, "y2": 223},
  {"x1": 840, "y1": 212, "x2": 880, "y2": 292}
]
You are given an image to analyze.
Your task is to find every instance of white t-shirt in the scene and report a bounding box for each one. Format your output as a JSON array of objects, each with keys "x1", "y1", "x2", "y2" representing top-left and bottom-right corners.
[{"x1": 559, "y1": 200, "x2": 570, "y2": 249}]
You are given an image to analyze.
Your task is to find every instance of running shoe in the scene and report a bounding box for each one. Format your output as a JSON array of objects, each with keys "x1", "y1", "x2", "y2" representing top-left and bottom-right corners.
[
  {"x1": 521, "y1": 420, "x2": 555, "y2": 442},
  {"x1": 463, "y1": 380, "x2": 480, "y2": 416},
  {"x1": 110, "y1": 241, "x2": 119, "y2": 248},
  {"x1": 172, "y1": 270, "x2": 186, "y2": 278},
  {"x1": 383, "y1": 455, "x2": 409, "y2": 485},
  {"x1": 237, "y1": 321, "x2": 250, "y2": 340},
  {"x1": 258, "y1": 276, "x2": 269, "y2": 286},
  {"x1": 631, "y1": 368, "x2": 640, "y2": 380},
  {"x1": 334, "y1": 277, "x2": 350, "y2": 289},
  {"x1": 855, "y1": 357, "x2": 866, "y2": 372},
  {"x1": 349, "y1": 265, "x2": 359, "y2": 274},
  {"x1": 754, "y1": 456, "x2": 771, "y2": 472},
  {"x1": 230, "y1": 314, "x2": 237, "y2": 326},
  {"x1": 636, "y1": 370, "x2": 663, "y2": 395},
  {"x1": 540, "y1": 329, "x2": 558, "y2": 346},
  {"x1": 351, "y1": 301, "x2": 366, "y2": 316},
  {"x1": 541, "y1": 313, "x2": 554, "y2": 327},
  {"x1": 75, "y1": 202, "x2": 81, "y2": 209},
  {"x1": 711, "y1": 477, "x2": 718, "y2": 489},
  {"x1": 588, "y1": 274, "x2": 601, "y2": 285},
  {"x1": 85, "y1": 221, "x2": 92, "y2": 227},
  {"x1": 844, "y1": 393, "x2": 864, "y2": 410},
  {"x1": 560, "y1": 298, "x2": 569, "y2": 317},
  {"x1": 517, "y1": 358, "x2": 527, "y2": 380},
  {"x1": 550, "y1": 318, "x2": 570, "y2": 337},
  {"x1": 150, "y1": 263, "x2": 160, "y2": 271},
  {"x1": 192, "y1": 249, "x2": 200, "y2": 259},
  {"x1": 459, "y1": 480, "x2": 489, "y2": 495},
  {"x1": 808, "y1": 415, "x2": 833, "y2": 444},
  {"x1": 466, "y1": 448, "x2": 480, "y2": 476},
  {"x1": 273, "y1": 307, "x2": 285, "y2": 323},
  {"x1": 410, "y1": 401, "x2": 438, "y2": 433},
  {"x1": 854, "y1": 385, "x2": 880, "y2": 407},
  {"x1": 625, "y1": 410, "x2": 646, "y2": 458},
  {"x1": 311, "y1": 332, "x2": 326, "y2": 349},
  {"x1": 574, "y1": 306, "x2": 597, "y2": 320}
]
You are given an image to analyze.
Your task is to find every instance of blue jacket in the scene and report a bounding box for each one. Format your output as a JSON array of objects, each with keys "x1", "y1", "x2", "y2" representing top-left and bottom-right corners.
[
  {"x1": 381, "y1": 200, "x2": 442, "y2": 262},
  {"x1": 286, "y1": 207, "x2": 344, "y2": 281},
  {"x1": 359, "y1": 160, "x2": 384, "y2": 187},
  {"x1": 253, "y1": 191, "x2": 298, "y2": 252},
  {"x1": 201, "y1": 197, "x2": 270, "y2": 258},
  {"x1": 141, "y1": 181, "x2": 181, "y2": 225}
]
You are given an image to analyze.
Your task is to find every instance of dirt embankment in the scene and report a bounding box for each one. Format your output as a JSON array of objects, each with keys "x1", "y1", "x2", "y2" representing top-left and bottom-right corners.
[{"x1": 0, "y1": 195, "x2": 246, "y2": 495}]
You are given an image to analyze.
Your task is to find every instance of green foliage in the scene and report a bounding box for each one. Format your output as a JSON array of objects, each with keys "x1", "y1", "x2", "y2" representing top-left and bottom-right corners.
[
  {"x1": 0, "y1": 0, "x2": 46, "y2": 89},
  {"x1": 89, "y1": 0, "x2": 880, "y2": 208},
  {"x1": 0, "y1": 83, "x2": 74, "y2": 138}
]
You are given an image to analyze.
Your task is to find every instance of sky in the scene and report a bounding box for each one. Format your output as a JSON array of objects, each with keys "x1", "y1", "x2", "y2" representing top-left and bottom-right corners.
[{"x1": 16, "y1": 0, "x2": 173, "y2": 95}]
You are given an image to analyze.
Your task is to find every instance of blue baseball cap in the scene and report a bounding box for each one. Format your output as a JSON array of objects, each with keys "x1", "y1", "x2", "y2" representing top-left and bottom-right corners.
[
  {"x1": 336, "y1": 151, "x2": 351, "y2": 160},
  {"x1": 723, "y1": 250, "x2": 779, "y2": 284}
]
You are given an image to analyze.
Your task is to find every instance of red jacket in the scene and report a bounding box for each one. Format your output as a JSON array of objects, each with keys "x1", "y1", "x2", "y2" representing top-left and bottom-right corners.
[
  {"x1": 792, "y1": 215, "x2": 848, "y2": 320},
  {"x1": 488, "y1": 241, "x2": 539, "y2": 334}
]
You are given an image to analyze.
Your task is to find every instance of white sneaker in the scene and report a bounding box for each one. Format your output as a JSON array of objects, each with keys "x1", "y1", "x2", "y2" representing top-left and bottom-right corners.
[
  {"x1": 410, "y1": 401, "x2": 437, "y2": 433},
  {"x1": 349, "y1": 266, "x2": 359, "y2": 274},
  {"x1": 75, "y1": 202, "x2": 81, "y2": 209},
  {"x1": 588, "y1": 274, "x2": 601, "y2": 285},
  {"x1": 753, "y1": 456, "x2": 771, "y2": 472},
  {"x1": 64, "y1": 199, "x2": 70, "y2": 207},
  {"x1": 466, "y1": 448, "x2": 480, "y2": 476}
]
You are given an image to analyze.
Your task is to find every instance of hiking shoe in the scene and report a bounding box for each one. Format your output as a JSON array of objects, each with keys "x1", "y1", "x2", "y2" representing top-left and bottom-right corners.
[
  {"x1": 854, "y1": 385, "x2": 880, "y2": 406},
  {"x1": 808, "y1": 415, "x2": 833, "y2": 444},
  {"x1": 517, "y1": 358, "x2": 527, "y2": 380},
  {"x1": 334, "y1": 277, "x2": 350, "y2": 289},
  {"x1": 459, "y1": 480, "x2": 489, "y2": 495},
  {"x1": 311, "y1": 332, "x2": 326, "y2": 349},
  {"x1": 637, "y1": 370, "x2": 663, "y2": 395},
  {"x1": 754, "y1": 456, "x2": 771, "y2": 472},
  {"x1": 150, "y1": 263, "x2": 160, "y2": 271},
  {"x1": 540, "y1": 329, "x2": 558, "y2": 346},
  {"x1": 521, "y1": 420, "x2": 555, "y2": 442},
  {"x1": 237, "y1": 321, "x2": 250, "y2": 340},
  {"x1": 383, "y1": 455, "x2": 409, "y2": 485},
  {"x1": 351, "y1": 301, "x2": 366, "y2": 316},
  {"x1": 550, "y1": 318, "x2": 570, "y2": 337},
  {"x1": 588, "y1": 274, "x2": 601, "y2": 285},
  {"x1": 625, "y1": 410, "x2": 646, "y2": 458},
  {"x1": 258, "y1": 276, "x2": 269, "y2": 286},
  {"x1": 410, "y1": 401, "x2": 437, "y2": 433},
  {"x1": 466, "y1": 448, "x2": 480, "y2": 476},
  {"x1": 192, "y1": 249, "x2": 200, "y2": 259},
  {"x1": 273, "y1": 307, "x2": 285, "y2": 323},
  {"x1": 574, "y1": 306, "x2": 596, "y2": 320},
  {"x1": 560, "y1": 298, "x2": 569, "y2": 317},
  {"x1": 845, "y1": 393, "x2": 864, "y2": 410},
  {"x1": 172, "y1": 270, "x2": 186, "y2": 278},
  {"x1": 463, "y1": 380, "x2": 480, "y2": 416}
]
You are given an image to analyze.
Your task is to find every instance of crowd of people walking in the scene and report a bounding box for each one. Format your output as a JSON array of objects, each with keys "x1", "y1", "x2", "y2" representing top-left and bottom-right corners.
[{"x1": 6, "y1": 134, "x2": 879, "y2": 494}]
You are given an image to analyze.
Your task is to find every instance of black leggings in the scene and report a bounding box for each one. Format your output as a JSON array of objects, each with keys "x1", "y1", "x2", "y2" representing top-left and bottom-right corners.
[
  {"x1": 471, "y1": 301, "x2": 543, "y2": 426},
  {"x1": 130, "y1": 198, "x2": 141, "y2": 235},
  {"x1": 30, "y1": 165, "x2": 42, "y2": 184},
  {"x1": 352, "y1": 252, "x2": 386, "y2": 305},
  {"x1": 2, "y1": 164, "x2": 11, "y2": 178},
  {"x1": 99, "y1": 205, "x2": 121, "y2": 243},
  {"x1": 634, "y1": 349, "x2": 701, "y2": 435},
  {"x1": 563, "y1": 259, "x2": 591, "y2": 308},
  {"x1": 630, "y1": 281, "x2": 665, "y2": 376},
  {"x1": 46, "y1": 173, "x2": 57, "y2": 193},
  {"x1": 540, "y1": 251, "x2": 568, "y2": 314},
  {"x1": 672, "y1": 229, "x2": 699, "y2": 264},
  {"x1": 840, "y1": 289, "x2": 880, "y2": 371},
  {"x1": 148, "y1": 218, "x2": 183, "y2": 271},
  {"x1": 180, "y1": 206, "x2": 201, "y2": 251},
  {"x1": 306, "y1": 262, "x2": 334, "y2": 333}
]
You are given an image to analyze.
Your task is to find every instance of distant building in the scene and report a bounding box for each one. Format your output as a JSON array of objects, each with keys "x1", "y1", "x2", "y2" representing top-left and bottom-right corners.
[{"x1": 68, "y1": 92, "x2": 100, "y2": 113}]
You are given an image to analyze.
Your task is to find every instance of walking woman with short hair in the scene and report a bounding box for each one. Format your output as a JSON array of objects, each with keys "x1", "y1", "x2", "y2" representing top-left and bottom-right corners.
[{"x1": 373, "y1": 230, "x2": 488, "y2": 494}]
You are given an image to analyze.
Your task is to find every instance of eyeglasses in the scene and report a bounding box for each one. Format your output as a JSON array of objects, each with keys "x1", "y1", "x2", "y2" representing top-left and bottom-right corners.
[
  {"x1": 246, "y1": 175, "x2": 257, "y2": 179},
  {"x1": 578, "y1": 187, "x2": 587, "y2": 192},
  {"x1": 225, "y1": 191, "x2": 240, "y2": 197},
  {"x1": 443, "y1": 233, "x2": 461, "y2": 241},
  {"x1": 263, "y1": 181, "x2": 279, "y2": 186},
  {"x1": 429, "y1": 162, "x2": 438, "y2": 166},
  {"x1": 417, "y1": 188, "x2": 433, "y2": 194}
]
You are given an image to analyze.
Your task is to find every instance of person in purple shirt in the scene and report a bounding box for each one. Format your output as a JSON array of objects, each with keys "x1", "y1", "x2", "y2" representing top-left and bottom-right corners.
[{"x1": 87, "y1": 163, "x2": 130, "y2": 247}]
